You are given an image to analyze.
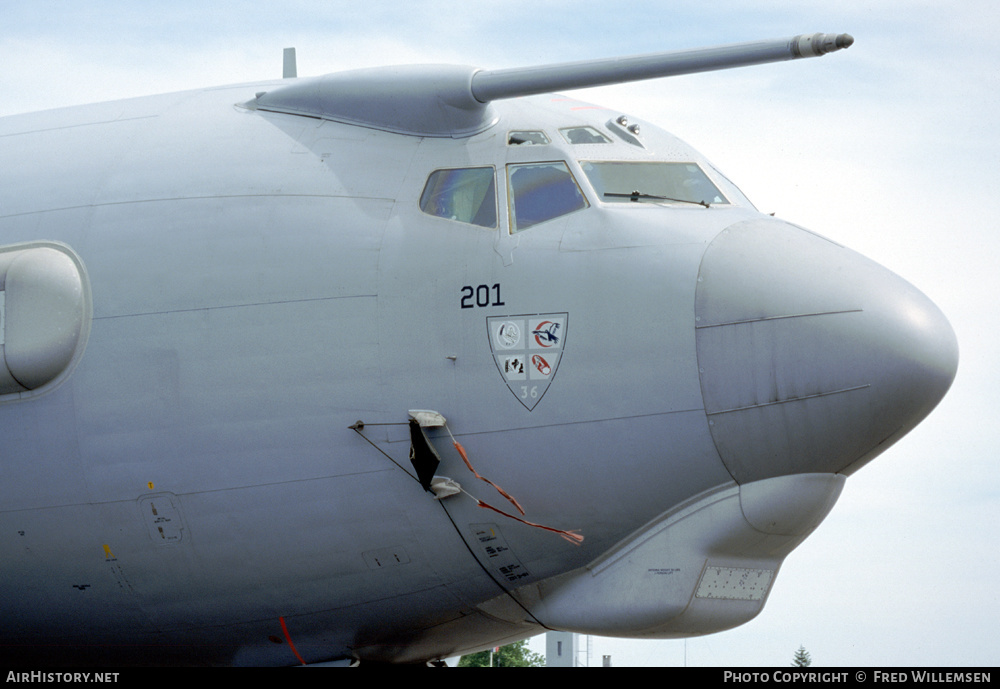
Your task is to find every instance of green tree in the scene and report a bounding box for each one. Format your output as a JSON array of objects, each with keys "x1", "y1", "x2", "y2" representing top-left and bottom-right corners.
[
  {"x1": 458, "y1": 640, "x2": 545, "y2": 667},
  {"x1": 792, "y1": 645, "x2": 812, "y2": 667}
]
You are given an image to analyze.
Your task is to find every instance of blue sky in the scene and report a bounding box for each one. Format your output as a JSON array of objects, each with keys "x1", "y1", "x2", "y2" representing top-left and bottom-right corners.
[{"x1": 3, "y1": 1, "x2": 998, "y2": 668}]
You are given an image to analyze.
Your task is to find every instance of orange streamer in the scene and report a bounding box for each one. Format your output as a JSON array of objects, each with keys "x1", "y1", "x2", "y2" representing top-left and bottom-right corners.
[
  {"x1": 475, "y1": 499, "x2": 583, "y2": 546},
  {"x1": 279, "y1": 616, "x2": 307, "y2": 666},
  {"x1": 446, "y1": 425, "x2": 582, "y2": 545},
  {"x1": 453, "y1": 440, "x2": 525, "y2": 516}
]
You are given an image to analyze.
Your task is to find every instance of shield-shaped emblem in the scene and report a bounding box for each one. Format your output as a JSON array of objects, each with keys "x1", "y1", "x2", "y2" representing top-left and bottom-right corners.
[{"x1": 487, "y1": 313, "x2": 567, "y2": 410}]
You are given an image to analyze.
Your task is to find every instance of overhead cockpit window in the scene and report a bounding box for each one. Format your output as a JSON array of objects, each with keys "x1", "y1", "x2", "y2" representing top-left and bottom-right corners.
[
  {"x1": 420, "y1": 167, "x2": 497, "y2": 228},
  {"x1": 507, "y1": 162, "x2": 588, "y2": 233},
  {"x1": 560, "y1": 126, "x2": 611, "y2": 145},
  {"x1": 581, "y1": 161, "x2": 729, "y2": 206},
  {"x1": 508, "y1": 131, "x2": 550, "y2": 146}
]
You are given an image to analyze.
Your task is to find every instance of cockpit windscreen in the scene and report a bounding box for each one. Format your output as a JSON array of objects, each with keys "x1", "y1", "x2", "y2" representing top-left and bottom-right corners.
[{"x1": 581, "y1": 161, "x2": 729, "y2": 206}]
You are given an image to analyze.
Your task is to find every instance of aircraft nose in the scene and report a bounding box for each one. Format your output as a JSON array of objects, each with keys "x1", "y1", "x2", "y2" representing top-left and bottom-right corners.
[{"x1": 694, "y1": 219, "x2": 958, "y2": 483}]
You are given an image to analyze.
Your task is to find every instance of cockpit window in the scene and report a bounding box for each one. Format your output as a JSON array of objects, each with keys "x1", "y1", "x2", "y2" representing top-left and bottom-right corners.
[
  {"x1": 581, "y1": 161, "x2": 729, "y2": 206},
  {"x1": 419, "y1": 167, "x2": 497, "y2": 228},
  {"x1": 559, "y1": 126, "x2": 611, "y2": 144},
  {"x1": 508, "y1": 131, "x2": 550, "y2": 146},
  {"x1": 507, "y1": 162, "x2": 588, "y2": 233}
]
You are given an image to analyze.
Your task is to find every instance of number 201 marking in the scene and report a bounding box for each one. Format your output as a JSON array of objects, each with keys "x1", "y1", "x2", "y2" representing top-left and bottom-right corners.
[{"x1": 461, "y1": 283, "x2": 504, "y2": 309}]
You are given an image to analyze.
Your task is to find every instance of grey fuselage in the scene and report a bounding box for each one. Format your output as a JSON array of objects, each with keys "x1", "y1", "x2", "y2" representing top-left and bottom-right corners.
[{"x1": 0, "y1": 71, "x2": 957, "y2": 665}]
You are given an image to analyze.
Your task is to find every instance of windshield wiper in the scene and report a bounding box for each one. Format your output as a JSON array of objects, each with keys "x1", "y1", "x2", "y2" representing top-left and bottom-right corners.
[{"x1": 604, "y1": 191, "x2": 710, "y2": 208}]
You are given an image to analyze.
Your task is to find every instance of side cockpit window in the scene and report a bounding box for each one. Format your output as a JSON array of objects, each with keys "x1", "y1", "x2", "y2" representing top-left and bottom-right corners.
[
  {"x1": 420, "y1": 167, "x2": 497, "y2": 228},
  {"x1": 507, "y1": 162, "x2": 588, "y2": 233}
]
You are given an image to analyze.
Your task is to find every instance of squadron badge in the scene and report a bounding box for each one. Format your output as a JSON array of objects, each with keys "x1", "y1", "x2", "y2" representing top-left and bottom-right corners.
[{"x1": 487, "y1": 313, "x2": 567, "y2": 410}]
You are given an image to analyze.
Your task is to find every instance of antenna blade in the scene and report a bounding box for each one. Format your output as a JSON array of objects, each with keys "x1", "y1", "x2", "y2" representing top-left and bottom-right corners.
[{"x1": 283, "y1": 47, "x2": 297, "y2": 79}]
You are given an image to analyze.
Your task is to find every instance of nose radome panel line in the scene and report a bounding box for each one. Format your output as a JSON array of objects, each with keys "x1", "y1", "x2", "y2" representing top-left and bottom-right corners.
[
  {"x1": 694, "y1": 219, "x2": 958, "y2": 484},
  {"x1": 695, "y1": 308, "x2": 863, "y2": 330},
  {"x1": 705, "y1": 383, "x2": 870, "y2": 416}
]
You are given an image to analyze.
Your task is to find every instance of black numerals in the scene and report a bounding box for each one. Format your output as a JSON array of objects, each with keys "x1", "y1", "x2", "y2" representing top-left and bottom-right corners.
[{"x1": 461, "y1": 283, "x2": 505, "y2": 309}]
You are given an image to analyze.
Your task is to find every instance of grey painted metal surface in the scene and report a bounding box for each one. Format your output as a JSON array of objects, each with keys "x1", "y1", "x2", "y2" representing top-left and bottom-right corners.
[
  {"x1": 471, "y1": 33, "x2": 853, "y2": 102},
  {"x1": 253, "y1": 34, "x2": 852, "y2": 138},
  {"x1": 0, "y1": 34, "x2": 957, "y2": 666}
]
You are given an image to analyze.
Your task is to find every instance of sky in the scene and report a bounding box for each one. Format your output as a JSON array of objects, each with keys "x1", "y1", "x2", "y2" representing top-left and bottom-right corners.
[{"x1": 2, "y1": 1, "x2": 998, "y2": 668}]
